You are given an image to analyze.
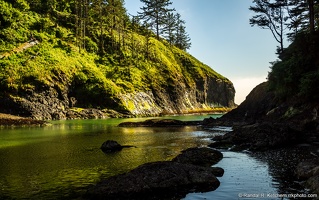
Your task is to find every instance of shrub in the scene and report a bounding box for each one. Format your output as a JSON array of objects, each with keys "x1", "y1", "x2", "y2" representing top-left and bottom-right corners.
[{"x1": 299, "y1": 71, "x2": 319, "y2": 100}]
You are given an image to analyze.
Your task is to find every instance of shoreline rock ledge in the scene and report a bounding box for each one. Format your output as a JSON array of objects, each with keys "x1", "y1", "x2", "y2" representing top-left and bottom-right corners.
[{"x1": 85, "y1": 147, "x2": 223, "y2": 200}]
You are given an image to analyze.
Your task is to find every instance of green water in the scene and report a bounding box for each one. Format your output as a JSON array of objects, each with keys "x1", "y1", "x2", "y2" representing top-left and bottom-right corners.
[{"x1": 0, "y1": 115, "x2": 221, "y2": 199}]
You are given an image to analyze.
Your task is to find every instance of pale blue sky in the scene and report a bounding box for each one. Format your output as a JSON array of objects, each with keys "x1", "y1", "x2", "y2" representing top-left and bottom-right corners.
[{"x1": 124, "y1": 0, "x2": 281, "y2": 104}]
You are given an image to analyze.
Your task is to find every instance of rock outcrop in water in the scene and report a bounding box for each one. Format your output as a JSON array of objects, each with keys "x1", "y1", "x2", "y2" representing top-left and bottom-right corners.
[
  {"x1": 85, "y1": 147, "x2": 223, "y2": 200},
  {"x1": 295, "y1": 159, "x2": 319, "y2": 194},
  {"x1": 85, "y1": 161, "x2": 220, "y2": 200},
  {"x1": 172, "y1": 147, "x2": 223, "y2": 168},
  {"x1": 100, "y1": 140, "x2": 135, "y2": 153}
]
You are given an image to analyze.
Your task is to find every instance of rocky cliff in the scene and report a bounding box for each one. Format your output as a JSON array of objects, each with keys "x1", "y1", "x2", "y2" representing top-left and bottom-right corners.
[{"x1": 0, "y1": 67, "x2": 235, "y2": 120}]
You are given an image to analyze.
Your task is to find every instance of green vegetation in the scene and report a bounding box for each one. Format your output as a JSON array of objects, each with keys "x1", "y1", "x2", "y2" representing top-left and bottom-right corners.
[
  {"x1": 0, "y1": 0, "x2": 228, "y2": 113},
  {"x1": 268, "y1": 33, "x2": 319, "y2": 101},
  {"x1": 250, "y1": 0, "x2": 319, "y2": 101}
]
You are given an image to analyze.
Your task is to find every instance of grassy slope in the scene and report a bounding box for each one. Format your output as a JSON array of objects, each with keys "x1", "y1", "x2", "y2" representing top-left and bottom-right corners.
[{"x1": 0, "y1": 2, "x2": 231, "y2": 112}]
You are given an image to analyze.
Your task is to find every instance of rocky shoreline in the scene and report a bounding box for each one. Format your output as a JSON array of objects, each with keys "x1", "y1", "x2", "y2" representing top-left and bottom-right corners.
[
  {"x1": 2, "y1": 81, "x2": 319, "y2": 198},
  {"x1": 85, "y1": 147, "x2": 224, "y2": 200},
  {"x1": 0, "y1": 113, "x2": 47, "y2": 126},
  {"x1": 204, "y1": 82, "x2": 319, "y2": 196}
]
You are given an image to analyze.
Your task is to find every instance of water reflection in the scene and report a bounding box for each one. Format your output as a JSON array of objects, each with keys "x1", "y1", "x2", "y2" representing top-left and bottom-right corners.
[
  {"x1": 0, "y1": 115, "x2": 219, "y2": 199},
  {"x1": 184, "y1": 151, "x2": 278, "y2": 200},
  {"x1": 252, "y1": 147, "x2": 316, "y2": 196},
  {"x1": 1, "y1": 115, "x2": 310, "y2": 200}
]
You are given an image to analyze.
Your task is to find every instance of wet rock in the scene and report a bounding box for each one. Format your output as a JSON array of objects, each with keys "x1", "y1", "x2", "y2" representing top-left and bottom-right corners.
[
  {"x1": 295, "y1": 159, "x2": 319, "y2": 180},
  {"x1": 100, "y1": 140, "x2": 135, "y2": 152},
  {"x1": 101, "y1": 140, "x2": 123, "y2": 152},
  {"x1": 295, "y1": 159, "x2": 319, "y2": 195},
  {"x1": 307, "y1": 175, "x2": 319, "y2": 194},
  {"x1": 118, "y1": 119, "x2": 200, "y2": 127},
  {"x1": 85, "y1": 161, "x2": 220, "y2": 200},
  {"x1": 172, "y1": 147, "x2": 223, "y2": 168},
  {"x1": 209, "y1": 122, "x2": 301, "y2": 151}
]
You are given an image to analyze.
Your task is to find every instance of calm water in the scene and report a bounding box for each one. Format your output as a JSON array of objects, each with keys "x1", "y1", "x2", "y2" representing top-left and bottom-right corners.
[{"x1": 0, "y1": 114, "x2": 311, "y2": 199}]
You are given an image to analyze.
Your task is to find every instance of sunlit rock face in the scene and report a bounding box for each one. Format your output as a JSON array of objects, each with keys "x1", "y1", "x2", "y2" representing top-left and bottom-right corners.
[
  {"x1": 118, "y1": 75, "x2": 235, "y2": 116},
  {"x1": 0, "y1": 73, "x2": 235, "y2": 120}
]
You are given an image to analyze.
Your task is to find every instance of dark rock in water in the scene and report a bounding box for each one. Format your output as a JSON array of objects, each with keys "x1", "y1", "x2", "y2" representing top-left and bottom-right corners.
[
  {"x1": 100, "y1": 140, "x2": 135, "y2": 152},
  {"x1": 118, "y1": 119, "x2": 201, "y2": 127},
  {"x1": 210, "y1": 167, "x2": 224, "y2": 177},
  {"x1": 100, "y1": 140, "x2": 123, "y2": 152},
  {"x1": 209, "y1": 122, "x2": 301, "y2": 151},
  {"x1": 101, "y1": 140, "x2": 123, "y2": 152},
  {"x1": 85, "y1": 161, "x2": 220, "y2": 200},
  {"x1": 295, "y1": 159, "x2": 319, "y2": 180},
  {"x1": 295, "y1": 159, "x2": 319, "y2": 194},
  {"x1": 172, "y1": 147, "x2": 223, "y2": 168},
  {"x1": 307, "y1": 175, "x2": 319, "y2": 194}
]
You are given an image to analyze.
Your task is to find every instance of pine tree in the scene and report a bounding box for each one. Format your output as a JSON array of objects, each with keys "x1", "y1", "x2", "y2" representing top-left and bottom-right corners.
[
  {"x1": 249, "y1": 0, "x2": 289, "y2": 54},
  {"x1": 288, "y1": 0, "x2": 319, "y2": 35},
  {"x1": 161, "y1": 12, "x2": 177, "y2": 45},
  {"x1": 138, "y1": 0, "x2": 175, "y2": 39},
  {"x1": 75, "y1": 0, "x2": 89, "y2": 51},
  {"x1": 174, "y1": 13, "x2": 191, "y2": 51}
]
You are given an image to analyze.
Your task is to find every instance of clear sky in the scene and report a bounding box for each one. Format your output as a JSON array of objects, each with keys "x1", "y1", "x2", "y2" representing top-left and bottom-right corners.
[{"x1": 124, "y1": 0, "x2": 280, "y2": 104}]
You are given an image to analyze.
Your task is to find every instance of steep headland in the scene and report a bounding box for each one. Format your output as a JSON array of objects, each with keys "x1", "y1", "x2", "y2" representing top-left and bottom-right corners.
[
  {"x1": 0, "y1": 1, "x2": 235, "y2": 120},
  {"x1": 206, "y1": 32, "x2": 319, "y2": 193},
  {"x1": 207, "y1": 32, "x2": 319, "y2": 148}
]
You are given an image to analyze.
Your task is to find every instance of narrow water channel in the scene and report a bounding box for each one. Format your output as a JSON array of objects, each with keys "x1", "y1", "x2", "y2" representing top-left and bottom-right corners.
[{"x1": 0, "y1": 115, "x2": 312, "y2": 199}]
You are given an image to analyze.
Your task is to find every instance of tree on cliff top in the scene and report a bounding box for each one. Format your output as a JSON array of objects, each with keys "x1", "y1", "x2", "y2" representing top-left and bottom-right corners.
[
  {"x1": 250, "y1": 0, "x2": 319, "y2": 53},
  {"x1": 249, "y1": 0, "x2": 288, "y2": 54},
  {"x1": 138, "y1": 0, "x2": 175, "y2": 39}
]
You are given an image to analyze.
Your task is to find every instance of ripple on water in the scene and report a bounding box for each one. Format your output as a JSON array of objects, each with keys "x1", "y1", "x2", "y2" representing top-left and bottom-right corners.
[{"x1": 184, "y1": 151, "x2": 279, "y2": 200}]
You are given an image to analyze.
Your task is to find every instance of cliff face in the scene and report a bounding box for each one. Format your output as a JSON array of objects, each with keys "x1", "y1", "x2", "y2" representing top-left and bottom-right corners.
[
  {"x1": 0, "y1": 71, "x2": 235, "y2": 120},
  {"x1": 121, "y1": 75, "x2": 235, "y2": 117}
]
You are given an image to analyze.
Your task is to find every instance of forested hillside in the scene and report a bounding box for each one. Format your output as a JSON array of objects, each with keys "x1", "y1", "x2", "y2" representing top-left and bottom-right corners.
[
  {"x1": 249, "y1": 0, "x2": 319, "y2": 101},
  {"x1": 0, "y1": 0, "x2": 235, "y2": 120}
]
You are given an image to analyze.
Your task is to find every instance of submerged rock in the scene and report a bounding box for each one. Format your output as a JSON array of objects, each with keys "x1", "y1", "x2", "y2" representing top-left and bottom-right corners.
[{"x1": 85, "y1": 161, "x2": 220, "y2": 200}]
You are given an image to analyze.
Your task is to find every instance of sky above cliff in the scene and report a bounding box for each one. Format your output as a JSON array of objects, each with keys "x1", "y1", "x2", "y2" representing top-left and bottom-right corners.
[{"x1": 125, "y1": 0, "x2": 282, "y2": 104}]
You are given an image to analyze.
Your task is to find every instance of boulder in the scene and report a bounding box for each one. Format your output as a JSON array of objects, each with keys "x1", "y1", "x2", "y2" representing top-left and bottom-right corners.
[
  {"x1": 100, "y1": 140, "x2": 124, "y2": 152},
  {"x1": 172, "y1": 147, "x2": 223, "y2": 168},
  {"x1": 85, "y1": 161, "x2": 220, "y2": 200}
]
